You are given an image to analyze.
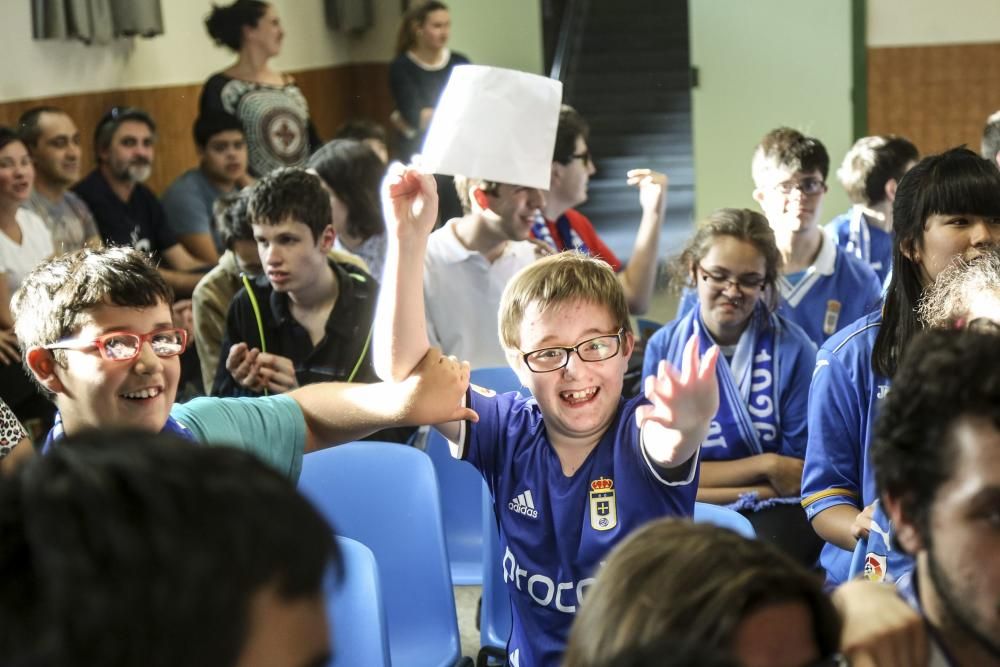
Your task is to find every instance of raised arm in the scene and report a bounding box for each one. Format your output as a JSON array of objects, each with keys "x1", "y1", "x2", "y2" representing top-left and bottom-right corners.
[
  {"x1": 373, "y1": 164, "x2": 439, "y2": 381},
  {"x1": 637, "y1": 334, "x2": 719, "y2": 467},
  {"x1": 619, "y1": 169, "x2": 667, "y2": 315}
]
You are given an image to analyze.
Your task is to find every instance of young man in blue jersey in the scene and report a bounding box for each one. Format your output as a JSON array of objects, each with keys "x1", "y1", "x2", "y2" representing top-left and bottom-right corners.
[
  {"x1": 873, "y1": 328, "x2": 1000, "y2": 667},
  {"x1": 750, "y1": 127, "x2": 883, "y2": 346},
  {"x1": 829, "y1": 135, "x2": 919, "y2": 286},
  {"x1": 9, "y1": 246, "x2": 474, "y2": 477},
  {"x1": 801, "y1": 148, "x2": 1000, "y2": 586},
  {"x1": 375, "y1": 166, "x2": 720, "y2": 667}
]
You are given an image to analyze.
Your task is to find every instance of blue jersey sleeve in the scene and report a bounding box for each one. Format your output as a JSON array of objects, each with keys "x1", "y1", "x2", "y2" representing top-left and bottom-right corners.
[
  {"x1": 801, "y1": 349, "x2": 863, "y2": 517},
  {"x1": 171, "y1": 395, "x2": 306, "y2": 481}
]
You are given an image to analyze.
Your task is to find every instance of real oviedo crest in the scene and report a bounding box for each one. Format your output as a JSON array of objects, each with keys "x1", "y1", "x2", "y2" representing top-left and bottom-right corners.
[{"x1": 589, "y1": 477, "x2": 617, "y2": 531}]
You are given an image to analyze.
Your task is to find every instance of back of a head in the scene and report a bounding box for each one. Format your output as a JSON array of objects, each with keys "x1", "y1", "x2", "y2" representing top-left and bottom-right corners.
[
  {"x1": 562, "y1": 519, "x2": 840, "y2": 667},
  {"x1": 215, "y1": 189, "x2": 254, "y2": 250},
  {"x1": 981, "y1": 110, "x2": 1000, "y2": 164},
  {"x1": 0, "y1": 431, "x2": 337, "y2": 667},
  {"x1": 837, "y1": 135, "x2": 919, "y2": 206},
  {"x1": 751, "y1": 127, "x2": 829, "y2": 184},
  {"x1": 248, "y1": 167, "x2": 331, "y2": 240},
  {"x1": 873, "y1": 328, "x2": 1000, "y2": 534},
  {"x1": 205, "y1": 0, "x2": 269, "y2": 51},
  {"x1": 918, "y1": 246, "x2": 1000, "y2": 328},
  {"x1": 590, "y1": 638, "x2": 740, "y2": 667},
  {"x1": 306, "y1": 139, "x2": 385, "y2": 240},
  {"x1": 12, "y1": 247, "x2": 173, "y2": 387},
  {"x1": 498, "y1": 252, "x2": 631, "y2": 351}
]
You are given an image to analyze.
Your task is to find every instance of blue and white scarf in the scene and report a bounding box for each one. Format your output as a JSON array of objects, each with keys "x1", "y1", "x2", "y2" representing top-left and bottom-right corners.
[
  {"x1": 844, "y1": 206, "x2": 872, "y2": 265},
  {"x1": 530, "y1": 213, "x2": 591, "y2": 255},
  {"x1": 42, "y1": 412, "x2": 196, "y2": 454}
]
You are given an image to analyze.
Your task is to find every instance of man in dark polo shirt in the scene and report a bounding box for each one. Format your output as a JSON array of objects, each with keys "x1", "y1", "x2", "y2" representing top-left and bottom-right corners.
[
  {"x1": 212, "y1": 168, "x2": 380, "y2": 400},
  {"x1": 74, "y1": 107, "x2": 208, "y2": 297}
]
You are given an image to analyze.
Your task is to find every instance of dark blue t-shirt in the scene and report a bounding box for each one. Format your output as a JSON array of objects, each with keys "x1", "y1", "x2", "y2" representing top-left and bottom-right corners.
[{"x1": 73, "y1": 169, "x2": 177, "y2": 257}]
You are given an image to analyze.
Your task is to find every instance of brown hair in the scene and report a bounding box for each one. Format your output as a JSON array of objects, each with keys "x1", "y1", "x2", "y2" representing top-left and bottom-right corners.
[
  {"x1": 395, "y1": 1, "x2": 449, "y2": 56},
  {"x1": 562, "y1": 519, "x2": 841, "y2": 667},
  {"x1": 670, "y1": 208, "x2": 783, "y2": 311},
  {"x1": 498, "y1": 252, "x2": 631, "y2": 351}
]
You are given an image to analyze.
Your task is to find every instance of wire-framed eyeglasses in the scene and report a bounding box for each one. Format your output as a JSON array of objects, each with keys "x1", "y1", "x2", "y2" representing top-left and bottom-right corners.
[
  {"x1": 45, "y1": 328, "x2": 188, "y2": 361},
  {"x1": 520, "y1": 329, "x2": 624, "y2": 373}
]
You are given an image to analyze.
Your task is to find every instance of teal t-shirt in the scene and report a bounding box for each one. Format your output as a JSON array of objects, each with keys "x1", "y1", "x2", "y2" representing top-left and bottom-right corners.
[{"x1": 171, "y1": 394, "x2": 306, "y2": 481}]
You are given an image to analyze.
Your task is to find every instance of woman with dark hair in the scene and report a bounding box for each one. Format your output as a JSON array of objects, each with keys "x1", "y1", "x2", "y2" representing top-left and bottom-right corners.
[
  {"x1": 388, "y1": 1, "x2": 469, "y2": 160},
  {"x1": 200, "y1": 0, "x2": 320, "y2": 176},
  {"x1": 644, "y1": 208, "x2": 820, "y2": 564},
  {"x1": 562, "y1": 520, "x2": 843, "y2": 667},
  {"x1": 306, "y1": 139, "x2": 387, "y2": 279},
  {"x1": 802, "y1": 147, "x2": 1000, "y2": 587}
]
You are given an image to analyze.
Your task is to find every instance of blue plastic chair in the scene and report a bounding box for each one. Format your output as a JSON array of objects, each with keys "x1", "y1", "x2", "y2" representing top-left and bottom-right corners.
[
  {"x1": 693, "y1": 502, "x2": 756, "y2": 539},
  {"x1": 471, "y1": 366, "x2": 529, "y2": 396},
  {"x1": 478, "y1": 487, "x2": 512, "y2": 667},
  {"x1": 326, "y1": 536, "x2": 391, "y2": 667},
  {"x1": 299, "y1": 443, "x2": 463, "y2": 667},
  {"x1": 636, "y1": 317, "x2": 664, "y2": 341},
  {"x1": 425, "y1": 428, "x2": 489, "y2": 585}
]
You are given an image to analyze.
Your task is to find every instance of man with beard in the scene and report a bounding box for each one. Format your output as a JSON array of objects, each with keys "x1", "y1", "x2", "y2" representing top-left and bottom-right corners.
[
  {"x1": 873, "y1": 328, "x2": 1000, "y2": 667},
  {"x1": 17, "y1": 106, "x2": 102, "y2": 255},
  {"x1": 74, "y1": 107, "x2": 207, "y2": 297}
]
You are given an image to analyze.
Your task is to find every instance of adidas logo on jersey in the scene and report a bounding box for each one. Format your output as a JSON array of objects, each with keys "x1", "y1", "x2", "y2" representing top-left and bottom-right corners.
[{"x1": 509, "y1": 489, "x2": 538, "y2": 519}]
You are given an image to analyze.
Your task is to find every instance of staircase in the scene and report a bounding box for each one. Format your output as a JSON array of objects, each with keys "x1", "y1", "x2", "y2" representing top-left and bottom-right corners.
[{"x1": 555, "y1": 0, "x2": 695, "y2": 261}]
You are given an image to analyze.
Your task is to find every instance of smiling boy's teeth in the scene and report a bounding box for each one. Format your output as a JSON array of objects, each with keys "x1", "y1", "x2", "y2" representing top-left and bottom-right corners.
[
  {"x1": 562, "y1": 388, "x2": 597, "y2": 399},
  {"x1": 121, "y1": 388, "x2": 160, "y2": 399}
]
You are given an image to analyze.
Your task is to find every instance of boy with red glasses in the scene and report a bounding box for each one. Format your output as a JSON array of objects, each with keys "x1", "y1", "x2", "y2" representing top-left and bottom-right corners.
[{"x1": 11, "y1": 246, "x2": 474, "y2": 477}]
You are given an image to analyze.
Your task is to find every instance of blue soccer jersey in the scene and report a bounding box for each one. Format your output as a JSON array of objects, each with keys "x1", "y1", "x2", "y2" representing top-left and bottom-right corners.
[
  {"x1": 676, "y1": 236, "x2": 882, "y2": 348},
  {"x1": 829, "y1": 207, "x2": 894, "y2": 287},
  {"x1": 458, "y1": 387, "x2": 699, "y2": 667},
  {"x1": 800, "y1": 311, "x2": 896, "y2": 585}
]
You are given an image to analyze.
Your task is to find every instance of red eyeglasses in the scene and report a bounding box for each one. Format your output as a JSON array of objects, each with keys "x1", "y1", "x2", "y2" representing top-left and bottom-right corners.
[{"x1": 45, "y1": 328, "x2": 188, "y2": 361}]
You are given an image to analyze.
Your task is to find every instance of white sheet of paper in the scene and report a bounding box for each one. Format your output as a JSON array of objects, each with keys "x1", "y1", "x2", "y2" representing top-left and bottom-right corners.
[{"x1": 420, "y1": 65, "x2": 563, "y2": 190}]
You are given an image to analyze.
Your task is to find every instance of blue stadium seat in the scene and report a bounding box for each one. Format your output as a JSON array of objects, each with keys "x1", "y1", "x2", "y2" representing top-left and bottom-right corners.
[
  {"x1": 326, "y1": 536, "x2": 391, "y2": 667},
  {"x1": 693, "y1": 501, "x2": 757, "y2": 539},
  {"x1": 478, "y1": 487, "x2": 512, "y2": 667},
  {"x1": 471, "y1": 366, "x2": 528, "y2": 396},
  {"x1": 299, "y1": 443, "x2": 464, "y2": 667},
  {"x1": 425, "y1": 428, "x2": 489, "y2": 585}
]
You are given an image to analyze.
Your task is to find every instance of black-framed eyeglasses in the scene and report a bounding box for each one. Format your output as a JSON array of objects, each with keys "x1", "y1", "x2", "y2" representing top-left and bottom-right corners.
[
  {"x1": 45, "y1": 328, "x2": 188, "y2": 361},
  {"x1": 568, "y1": 150, "x2": 592, "y2": 168},
  {"x1": 698, "y1": 264, "x2": 767, "y2": 292},
  {"x1": 773, "y1": 177, "x2": 826, "y2": 196},
  {"x1": 520, "y1": 329, "x2": 624, "y2": 373}
]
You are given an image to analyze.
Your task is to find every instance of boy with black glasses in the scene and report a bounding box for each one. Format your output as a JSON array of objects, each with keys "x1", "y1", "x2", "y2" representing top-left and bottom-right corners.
[{"x1": 375, "y1": 166, "x2": 720, "y2": 667}]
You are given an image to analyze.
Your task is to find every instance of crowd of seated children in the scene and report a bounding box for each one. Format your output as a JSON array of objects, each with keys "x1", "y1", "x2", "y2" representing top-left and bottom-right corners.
[
  {"x1": 829, "y1": 135, "x2": 919, "y2": 286},
  {"x1": 644, "y1": 208, "x2": 821, "y2": 565},
  {"x1": 802, "y1": 147, "x2": 1000, "y2": 587}
]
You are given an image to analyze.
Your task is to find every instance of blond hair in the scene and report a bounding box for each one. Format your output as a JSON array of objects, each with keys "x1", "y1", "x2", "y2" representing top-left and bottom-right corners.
[{"x1": 498, "y1": 252, "x2": 631, "y2": 350}]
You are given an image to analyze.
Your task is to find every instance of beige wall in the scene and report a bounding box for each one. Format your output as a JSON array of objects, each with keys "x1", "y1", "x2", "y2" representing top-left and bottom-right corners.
[
  {"x1": 868, "y1": 0, "x2": 1000, "y2": 47},
  {"x1": 0, "y1": 0, "x2": 544, "y2": 104}
]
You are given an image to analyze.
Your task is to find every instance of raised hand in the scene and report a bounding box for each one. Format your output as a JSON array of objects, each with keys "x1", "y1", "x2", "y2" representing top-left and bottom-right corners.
[
  {"x1": 627, "y1": 168, "x2": 668, "y2": 217},
  {"x1": 381, "y1": 163, "x2": 439, "y2": 242},
  {"x1": 635, "y1": 333, "x2": 719, "y2": 465}
]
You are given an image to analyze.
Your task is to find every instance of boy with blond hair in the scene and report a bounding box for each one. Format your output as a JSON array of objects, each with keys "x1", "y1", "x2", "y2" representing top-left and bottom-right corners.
[{"x1": 375, "y1": 167, "x2": 720, "y2": 667}]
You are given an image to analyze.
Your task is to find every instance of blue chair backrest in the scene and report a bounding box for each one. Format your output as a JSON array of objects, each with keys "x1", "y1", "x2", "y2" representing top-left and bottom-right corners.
[
  {"x1": 471, "y1": 366, "x2": 529, "y2": 396},
  {"x1": 479, "y1": 486, "x2": 512, "y2": 658},
  {"x1": 425, "y1": 428, "x2": 488, "y2": 585},
  {"x1": 636, "y1": 318, "x2": 664, "y2": 341},
  {"x1": 299, "y1": 443, "x2": 462, "y2": 667},
  {"x1": 693, "y1": 502, "x2": 756, "y2": 539},
  {"x1": 326, "y1": 536, "x2": 390, "y2": 667}
]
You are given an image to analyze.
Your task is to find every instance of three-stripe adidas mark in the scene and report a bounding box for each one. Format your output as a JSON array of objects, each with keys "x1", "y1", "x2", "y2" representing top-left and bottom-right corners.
[{"x1": 508, "y1": 489, "x2": 538, "y2": 519}]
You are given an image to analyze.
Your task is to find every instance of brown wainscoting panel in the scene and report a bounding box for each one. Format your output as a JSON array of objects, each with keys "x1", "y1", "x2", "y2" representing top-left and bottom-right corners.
[
  {"x1": 0, "y1": 62, "x2": 392, "y2": 194},
  {"x1": 868, "y1": 42, "x2": 1000, "y2": 155}
]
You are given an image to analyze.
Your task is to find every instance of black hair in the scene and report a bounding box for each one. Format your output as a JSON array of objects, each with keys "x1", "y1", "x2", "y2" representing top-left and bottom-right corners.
[
  {"x1": 193, "y1": 110, "x2": 244, "y2": 148},
  {"x1": 872, "y1": 147, "x2": 1000, "y2": 378},
  {"x1": 215, "y1": 189, "x2": 254, "y2": 250},
  {"x1": 0, "y1": 431, "x2": 339, "y2": 667},
  {"x1": 93, "y1": 106, "x2": 156, "y2": 157},
  {"x1": 247, "y1": 167, "x2": 332, "y2": 242},
  {"x1": 0, "y1": 127, "x2": 24, "y2": 153},
  {"x1": 16, "y1": 106, "x2": 65, "y2": 149},
  {"x1": 334, "y1": 118, "x2": 387, "y2": 146},
  {"x1": 306, "y1": 139, "x2": 385, "y2": 240},
  {"x1": 205, "y1": 0, "x2": 269, "y2": 51},
  {"x1": 873, "y1": 329, "x2": 1000, "y2": 538},
  {"x1": 553, "y1": 105, "x2": 590, "y2": 164}
]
